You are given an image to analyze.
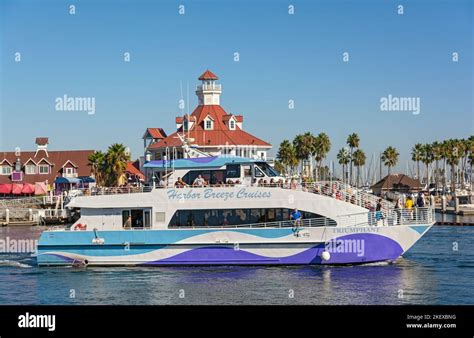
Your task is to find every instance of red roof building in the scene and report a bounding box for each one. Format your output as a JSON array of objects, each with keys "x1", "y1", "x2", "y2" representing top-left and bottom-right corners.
[
  {"x1": 0, "y1": 138, "x2": 95, "y2": 194},
  {"x1": 146, "y1": 70, "x2": 271, "y2": 160},
  {"x1": 125, "y1": 160, "x2": 145, "y2": 183}
]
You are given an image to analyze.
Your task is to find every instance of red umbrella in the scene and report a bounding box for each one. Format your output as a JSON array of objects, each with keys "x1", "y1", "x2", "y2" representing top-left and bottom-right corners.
[
  {"x1": 0, "y1": 184, "x2": 12, "y2": 194},
  {"x1": 34, "y1": 182, "x2": 47, "y2": 195},
  {"x1": 12, "y1": 184, "x2": 23, "y2": 195},
  {"x1": 22, "y1": 183, "x2": 35, "y2": 194}
]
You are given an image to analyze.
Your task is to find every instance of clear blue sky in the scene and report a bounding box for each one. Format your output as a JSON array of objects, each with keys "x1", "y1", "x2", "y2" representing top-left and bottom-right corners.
[{"x1": 1, "y1": 0, "x2": 472, "y2": 173}]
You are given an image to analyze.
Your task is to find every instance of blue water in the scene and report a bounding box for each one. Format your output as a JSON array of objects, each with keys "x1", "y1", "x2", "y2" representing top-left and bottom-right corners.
[{"x1": 0, "y1": 220, "x2": 473, "y2": 305}]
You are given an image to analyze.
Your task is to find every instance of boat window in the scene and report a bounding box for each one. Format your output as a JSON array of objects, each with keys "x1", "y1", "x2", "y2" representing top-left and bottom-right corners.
[
  {"x1": 169, "y1": 208, "x2": 332, "y2": 227},
  {"x1": 256, "y1": 162, "x2": 279, "y2": 177},
  {"x1": 144, "y1": 210, "x2": 151, "y2": 227},
  {"x1": 131, "y1": 209, "x2": 144, "y2": 228},
  {"x1": 122, "y1": 209, "x2": 150, "y2": 228},
  {"x1": 226, "y1": 164, "x2": 240, "y2": 178},
  {"x1": 183, "y1": 170, "x2": 225, "y2": 185},
  {"x1": 242, "y1": 165, "x2": 252, "y2": 177},
  {"x1": 254, "y1": 166, "x2": 264, "y2": 177},
  {"x1": 122, "y1": 210, "x2": 131, "y2": 228}
]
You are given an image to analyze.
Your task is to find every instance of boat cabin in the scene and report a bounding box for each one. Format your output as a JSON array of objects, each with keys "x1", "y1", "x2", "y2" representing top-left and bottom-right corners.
[{"x1": 143, "y1": 156, "x2": 283, "y2": 187}]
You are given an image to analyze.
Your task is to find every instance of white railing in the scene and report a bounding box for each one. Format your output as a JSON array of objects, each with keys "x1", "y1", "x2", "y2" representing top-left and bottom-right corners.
[
  {"x1": 168, "y1": 216, "x2": 336, "y2": 229},
  {"x1": 301, "y1": 181, "x2": 394, "y2": 211},
  {"x1": 337, "y1": 207, "x2": 435, "y2": 227},
  {"x1": 167, "y1": 207, "x2": 434, "y2": 229},
  {"x1": 197, "y1": 84, "x2": 222, "y2": 91}
]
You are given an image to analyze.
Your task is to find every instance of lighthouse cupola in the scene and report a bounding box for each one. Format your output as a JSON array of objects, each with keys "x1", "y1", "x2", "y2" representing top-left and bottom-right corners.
[{"x1": 196, "y1": 70, "x2": 222, "y2": 105}]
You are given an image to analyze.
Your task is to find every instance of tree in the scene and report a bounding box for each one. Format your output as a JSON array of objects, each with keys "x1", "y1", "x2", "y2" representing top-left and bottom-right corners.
[
  {"x1": 313, "y1": 132, "x2": 331, "y2": 180},
  {"x1": 105, "y1": 143, "x2": 131, "y2": 186},
  {"x1": 411, "y1": 143, "x2": 423, "y2": 180},
  {"x1": 276, "y1": 140, "x2": 298, "y2": 175},
  {"x1": 444, "y1": 139, "x2": 462, "y2": 192},
  {"x1": 293, "y1": 132, "x2": 316, "y2": 178},
  {"x1": 431, "y1": 141, "x2": 442, "y2": 194},
  {"x1": 352, "y1": 149, "x2": 366, "y2": 188},
  {"x1": 273, "y1": 160, "x2": 286, "y2": 176},
  {"x1": 381, "y1": 146, "x2": 399, "y2": 175},
  {"x1": 347, "y1": 133, "x2": 360, "y2": 185},
  {"x1": 420, "y1": 144, "x2": 434, "y2": 188},
  {"x1": 337, "y1": 148, "x2": 350, "y2": 183},
  {"x1": 88, "y1": 151, "x2": 106, "y2": 186}
]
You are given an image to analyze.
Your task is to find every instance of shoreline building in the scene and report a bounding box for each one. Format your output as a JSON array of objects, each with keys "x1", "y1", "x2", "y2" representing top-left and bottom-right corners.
[
  {"x1": 143, "y1": 70, "x2": 271, "y2": 162},
  {"x1": 0, "y1": 138, "x2": 94, "y2": 195}
]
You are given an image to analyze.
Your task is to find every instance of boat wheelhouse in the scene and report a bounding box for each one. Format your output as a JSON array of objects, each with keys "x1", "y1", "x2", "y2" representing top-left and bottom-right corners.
[
  {"x1": 144, "y1": 156, "x2": 283, "y2": 188},
  {"x1": 36, "y1": 155, "x2": 435, "y2": 267}
]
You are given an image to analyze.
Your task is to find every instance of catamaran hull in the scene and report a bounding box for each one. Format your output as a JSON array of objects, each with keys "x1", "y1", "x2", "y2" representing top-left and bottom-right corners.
[{"x1": 37, "y1": 224, "x2": 432, "y2": 266}]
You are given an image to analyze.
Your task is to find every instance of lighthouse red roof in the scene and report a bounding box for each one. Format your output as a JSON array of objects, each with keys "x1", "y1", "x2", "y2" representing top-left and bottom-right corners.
[
  {"x1": 149, "y1": 105, "x2": 271, "y2": 149},
  {"x1": 198, "y1": 70, "x2": 218, "y2": 81}
]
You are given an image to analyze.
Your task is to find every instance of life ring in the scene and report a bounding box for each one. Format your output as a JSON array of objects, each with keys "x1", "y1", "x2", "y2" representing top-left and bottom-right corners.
[{"x1": 74, "y1": 223, "x2": 87, "y2": 231}]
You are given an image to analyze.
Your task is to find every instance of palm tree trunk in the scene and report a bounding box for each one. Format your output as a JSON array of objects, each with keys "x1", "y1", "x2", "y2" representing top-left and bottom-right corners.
[
  {"x1": 451, "y1": 164, "x2": 456, "y2": 192},
  {"x1": 356, "y1": 166, "x2": 360, "y2": 188},
  {"x1": 426, "y1": 163, "x2": 430, "y2": 188}
]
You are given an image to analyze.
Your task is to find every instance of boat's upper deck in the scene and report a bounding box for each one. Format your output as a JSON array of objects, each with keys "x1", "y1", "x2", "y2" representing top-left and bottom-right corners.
[{"x1": 73, "y1": 180, "x2": 394, "y2": 211}]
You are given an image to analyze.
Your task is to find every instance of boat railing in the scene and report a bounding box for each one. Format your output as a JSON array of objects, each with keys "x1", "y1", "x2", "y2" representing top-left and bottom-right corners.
[
  {"x1": 168, "y1": 216, "x2": 336, "y2": 229},
  {"x1": 167, "y1": 207, "x2": 434, "y2": 229},
  {"x1": 337, "y1": 206, "x2": 435, "y2": 227}
]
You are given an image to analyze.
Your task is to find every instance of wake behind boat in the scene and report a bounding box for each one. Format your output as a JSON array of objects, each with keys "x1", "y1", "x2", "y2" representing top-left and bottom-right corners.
[{"x1": 36, "y1": 156, "x2": 435, "y2": 266}]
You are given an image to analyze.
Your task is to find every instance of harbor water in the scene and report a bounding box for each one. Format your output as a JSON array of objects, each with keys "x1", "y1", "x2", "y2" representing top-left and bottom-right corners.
[{"x1": 0, "y1": 214, "x2": 473, "y2": 305}]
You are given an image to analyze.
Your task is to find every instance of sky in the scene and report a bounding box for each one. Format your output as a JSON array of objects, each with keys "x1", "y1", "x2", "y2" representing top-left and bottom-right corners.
[{"x1": 1, "y1": 0, "x2": 473, "y2": 174}]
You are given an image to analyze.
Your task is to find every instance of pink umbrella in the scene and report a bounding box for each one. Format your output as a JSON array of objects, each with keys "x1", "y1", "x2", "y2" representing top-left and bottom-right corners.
[
  {"x1": 0, "y1": 184, "x2": 12, "y2": 194},
  {"x1": 34, "y1": 182, "x2": 47, "y2": 195},
  {"x1": 12, "y1": 184, "x2": 23, "y2": 195},
  {"x1": 22, "y1": 183, "x2": 35, "y2": 194}
]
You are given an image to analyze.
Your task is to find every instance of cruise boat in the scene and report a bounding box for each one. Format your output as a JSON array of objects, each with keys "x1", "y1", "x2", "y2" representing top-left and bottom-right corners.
[{"x1": 36, "y1": 155, "x2": 435, "y2": 266}]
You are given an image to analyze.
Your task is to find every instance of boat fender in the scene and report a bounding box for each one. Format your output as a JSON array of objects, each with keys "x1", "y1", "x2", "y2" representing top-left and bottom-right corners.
[{"x1": 321, "y1": 250, "x2": 331, "y2": 261}]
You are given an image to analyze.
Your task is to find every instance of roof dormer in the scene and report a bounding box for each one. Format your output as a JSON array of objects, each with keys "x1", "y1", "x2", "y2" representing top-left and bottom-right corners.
[{"x1": 203, "y1": 115, "x2": 214, "y2": 130}]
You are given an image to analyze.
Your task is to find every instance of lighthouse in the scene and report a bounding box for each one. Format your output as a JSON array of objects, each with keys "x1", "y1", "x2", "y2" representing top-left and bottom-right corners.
[
  {"x1": 144, "y1": 70, "x2": 271, "y2": 161},
  {"x1": 196, "y1": 70, "x2": 222, "y2": 105}
]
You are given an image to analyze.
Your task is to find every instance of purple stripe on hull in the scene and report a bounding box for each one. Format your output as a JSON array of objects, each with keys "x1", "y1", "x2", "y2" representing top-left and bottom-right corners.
[{"x1": 142, "y1": 234, "x2": 404, "y2": 266}]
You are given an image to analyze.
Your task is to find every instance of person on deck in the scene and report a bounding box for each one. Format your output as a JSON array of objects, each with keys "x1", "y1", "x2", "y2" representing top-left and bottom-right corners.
[
  {"x1": 290, "y1": 208, "x2": 302, "y2": 237},
  {"x1": 193, "y1": 175, "x2": 207, "y2": 187}
]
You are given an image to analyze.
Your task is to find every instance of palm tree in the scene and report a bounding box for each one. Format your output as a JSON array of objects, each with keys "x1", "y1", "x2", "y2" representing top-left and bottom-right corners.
[
  {"x1": 411, "y1": 143, "x2": 423, "y2": 180},
  {"x1": 88, "y1": 151, "x2": 106, "y2": 186},
  {"x1": 460, "y1": 138, "x2": 471, "y2": 187},
  {"x1": 440, "y1": 140, "x2": 451, "y2": 190},
  {"x1": 313, "y1": 132, "x2": 331, "y2": 180},
  {"x1": 381, "y1": 146, "x2": 399, "y2": 175},
  {"x1": 352, "y1": 149, "x2": 366, "y2": 188},
  {"x1": 445, "y1": 139, "x2": 463, "y2": 192},
  {"x1": 337, "y1": 148, "x2": 350, "y2": 183},
  {"x1": 420, "y1": 144, "x2": 434, "y2": 188},
  {"x1": 468, "y1": 136, "x2": 474, "y2": 190},
  {"x1": 277, "y1": 140, "x2": 298, "y2": 175},
  {"x1": 105, "y1": 143, "x2": 131, "y2": 186},
  {"x1": 346, "y1": 133, "x2": 360, "y2": 185},
  {"x1": 293, "y1": 132, "x2": 316, "y2": 178},
  {"x1": 431, "y1": 141, "x2": 442, "y2": 193}
]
